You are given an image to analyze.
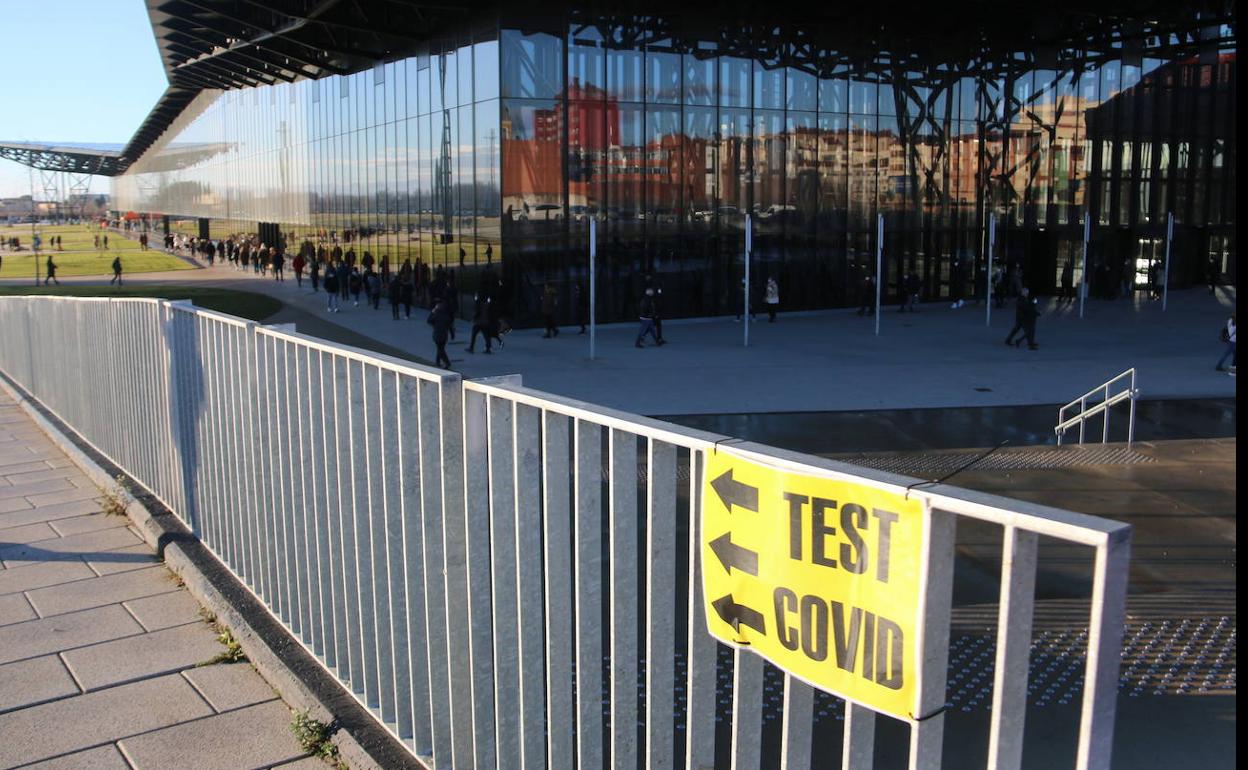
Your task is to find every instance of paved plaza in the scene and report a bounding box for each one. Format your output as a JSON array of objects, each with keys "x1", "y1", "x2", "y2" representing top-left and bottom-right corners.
[
  {"x1": 0, "y1": 389, "x2": 319, "y2": 770},
  {"x1": 4, "y1": 259, "x2": 1235, "y2": 415}
]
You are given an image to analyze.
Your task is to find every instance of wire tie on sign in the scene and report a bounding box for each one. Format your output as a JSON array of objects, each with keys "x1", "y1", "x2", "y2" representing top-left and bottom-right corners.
[
  {"x1": 712, "y1": 437, "x2": 744, "y2": 456},
  {"x1": 904, "y1": 439, "x2": 1010, "y2": 500},
  {"x1": 912, "y1": 703, "x2": 952, "y2": 722}
]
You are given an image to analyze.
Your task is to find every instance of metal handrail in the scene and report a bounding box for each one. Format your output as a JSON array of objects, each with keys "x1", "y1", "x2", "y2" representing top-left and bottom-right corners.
[{"x1": 1055, "y1": 368, "x2": 1139, "y2": 447}]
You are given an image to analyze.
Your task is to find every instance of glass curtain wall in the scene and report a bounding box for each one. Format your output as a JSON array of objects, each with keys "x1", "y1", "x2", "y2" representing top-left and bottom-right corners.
[
  {"x1": 112, "y1": 14, "x2": 1235, "y2": 324},
  {"x1": 490, "y1": 17, "x2": 1235, "y2": 322}
]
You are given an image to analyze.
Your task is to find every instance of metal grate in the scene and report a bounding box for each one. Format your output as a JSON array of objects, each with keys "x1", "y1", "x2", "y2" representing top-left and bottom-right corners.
[{"x1": 837, "y1": 445, "x2": 1155, "y2": 476}]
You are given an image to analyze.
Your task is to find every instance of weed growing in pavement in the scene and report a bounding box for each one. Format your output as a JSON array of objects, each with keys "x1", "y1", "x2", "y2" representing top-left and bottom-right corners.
[
  {"x1": 99, "y1": 475, "x2": 130, "y2": 516},
  {"x1": 197, "y1": 628, "x2": 246, "y2": 666},
  {"x1": 198, "y1": 606, "x2": 217, "y2": 625},
  {"x1": 290, "y1": 710, "x2": 341, "y2": 762}
]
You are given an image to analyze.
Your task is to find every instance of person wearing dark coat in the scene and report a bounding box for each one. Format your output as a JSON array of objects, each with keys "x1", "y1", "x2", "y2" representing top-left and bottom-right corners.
[
  {"x1": 428, "y1": 300, "x2": 454, "y2": 369},
  {"x1": 467, "y1": 292, "x2": 497, "y2": 354},
  {"x1": 1004, "y1": 288, "x2": 1039, "y2": 349},
  {"x1": 540, "y1": 283, "x2": 559, "y2": 338},
  {"x1": 387, "y1": 276, "x2": 402, "y2": 319},
  {"x1": 323, "y1": 265, "x2": 340, "y2": 312}
]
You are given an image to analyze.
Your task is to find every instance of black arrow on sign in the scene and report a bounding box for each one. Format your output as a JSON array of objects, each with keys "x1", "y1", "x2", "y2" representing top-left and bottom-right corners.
[
  {"x1": 709, "y1": 532, "x2": 759, "y2": 576},
  {"x1": 711, "y1": 594, "x2": 766, "y2": 635},
  {"x1": 710, "y1": 469, "x2": 759, "y2": 514}
]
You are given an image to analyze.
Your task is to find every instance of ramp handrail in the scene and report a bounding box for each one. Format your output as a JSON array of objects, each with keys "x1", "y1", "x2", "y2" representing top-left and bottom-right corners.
[{"x1": 1055, "y1": 368, "x2": 1139, "y2": 447}]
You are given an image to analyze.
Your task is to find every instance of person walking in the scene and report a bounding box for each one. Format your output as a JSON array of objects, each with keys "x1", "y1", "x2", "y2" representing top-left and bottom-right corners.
[
  {"x1": 310, "y1": 257, "x2": 320, "y2": 292},
  {"x1": 540, "y1": 282, "x2": 559, "y2": 338},
  {"x1": 292, "y1": 252, "x2": 305, "y2": 287},
  {"x1": 273, "y1": 249, "x2": 285, "y2": 281},
  {"x1": 349, "y1": 267, "x2": 363, "y2": 306},
  {"x1": 857, "y1": 274, "x2": 875, "y2": 316},
  {"x1": 44, "y1": 255, "x2": 59, "y2": 286},
  {"x1": 1004, "y1": 288, "x2": 1032, "y2": 347},
  {"x1": 949, "y1": 257, "x2": 966, "y2": 309},
  {"x1": 400, "y1": 270, "x2": 414, "y2": 319},
  {"x1": 574, "y1": 280, "x2": 589, "y2": 334},
  {"x1": 337, "y1": 260, "x2": 351, "y2": 302},
  {"x1": 1018, "y1": 289, "x2": 1040, "y2": 349},
  {"x1": 323, "y1": 264, "x2": 341, "y2": 312},
  {"x1": 635, "y1": 287, "x2": 663, "y2": 348},
  {"x1": 1215, "y1": 313, "x2": 1236, "y2": 373},
  {"x1": 900, "y1": 270, "x2": 920, "y2": 312},
  {"x1": 1060, "y1": 260, "x2": 1074, "y2": 304},
  {"x1": 388, "y1": 275, "x2": 402, "y2": 320},
  {"x1": 467, "y1": 291, "x2": 495, "y2": 354},
  {"x1": 428, "y1": 299, "x2": 454, "y2": 369},
  {"x1": 765, "y1": 276, "x2": 780, "y2": 322},
  {"x1": 366, "y1": 269, "x2": 382, "y2": 310},
  {"x1": 110, "y1": 255, "x2": 122, "y2": 285},
  {"x1": 1207, "y1": 255, "x2": 1220, "y2": 294}
]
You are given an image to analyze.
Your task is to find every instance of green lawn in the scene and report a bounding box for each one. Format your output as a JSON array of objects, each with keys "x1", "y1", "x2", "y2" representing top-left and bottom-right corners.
[
  {"x1": 0, "y1": 285, "x2": 282, "y2": 322},
  {"x1": 0, "y1": 224, "x2": 191, "y2": 277}
]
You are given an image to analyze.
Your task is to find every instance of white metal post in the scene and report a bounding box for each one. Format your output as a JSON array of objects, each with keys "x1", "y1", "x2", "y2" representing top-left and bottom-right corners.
[
  {"x1": 875, "y1": 213, "x2": 883, "y2": 336},
  {"x1": 986, "y1": 214, "x2": 996, "y2": 327},
  {"x1": 744, "y1": 214, "x2": 752, "y2": 347},
  {"x1": 1162, "y1": 212, "x2": 1173, "y2": 311},
  {"x1": 1080, "y1": 213, "x2": 1090, "y2": 319},
  {"x1": 589, "y1": 218, "x2": 597, "y2": 360}
]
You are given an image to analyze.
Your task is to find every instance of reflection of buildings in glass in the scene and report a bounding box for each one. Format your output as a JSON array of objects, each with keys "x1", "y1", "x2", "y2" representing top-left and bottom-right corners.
[{"x1": 107, "y1": 11, "x2": 1234, "y2": 324}]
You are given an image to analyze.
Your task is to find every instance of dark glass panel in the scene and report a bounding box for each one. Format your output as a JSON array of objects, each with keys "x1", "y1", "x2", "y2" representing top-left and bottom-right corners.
[
  {"x1": 646, "y1": 50, "x2": 681, "y2": 104},
  {"x1": 720, "y1": 57, "x2": 751, "y2": 108},
  {"x1": 607, "y1": 45, "x2": 644, "y2": 102},
  {"x1": 501, "y1": 30, "x2": 563, "y2": 99},
  {"x1": 753, "y1": 62, "x2": 784, "y2": 110},
  {"x1": 474, "y1": 39, "x2": 500, "y2": 102},
  {"x1": 787, "y1": 68, "x2": 816, "y2": 112},
  {"x1": 684, "y1": 54, "x2": 716, "y2": 106},
  {"x1": 569, "y1": 23, "x2": 606, "y2": 91}
]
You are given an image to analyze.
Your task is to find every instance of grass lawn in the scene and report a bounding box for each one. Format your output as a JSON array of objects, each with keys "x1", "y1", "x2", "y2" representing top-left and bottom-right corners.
[
  {"x1": 0, "y1": 224, "x2": 191, "y2": 277},
  {"x1": 0, "y1": 285, "x2": 282, "y2": 322}
]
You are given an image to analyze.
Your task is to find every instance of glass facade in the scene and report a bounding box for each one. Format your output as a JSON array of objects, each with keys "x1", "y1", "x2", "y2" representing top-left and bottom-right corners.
[{"x1": 113, "y1": 15, "x2": 1236, "y2": 324}]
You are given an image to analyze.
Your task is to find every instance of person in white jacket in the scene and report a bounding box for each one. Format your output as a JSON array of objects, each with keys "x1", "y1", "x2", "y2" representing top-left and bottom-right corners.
[{"x1": 765, "y1": 277, "x2": 780, "y2": 322}]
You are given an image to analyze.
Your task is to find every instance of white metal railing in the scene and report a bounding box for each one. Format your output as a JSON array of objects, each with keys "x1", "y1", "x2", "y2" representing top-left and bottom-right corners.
[
  {"x1": 0, "y1": 296, "x2": 1132, "y2": 770},
  {"x1": 1055, "y1": 369, "x2": 1140, "y2": 447}
]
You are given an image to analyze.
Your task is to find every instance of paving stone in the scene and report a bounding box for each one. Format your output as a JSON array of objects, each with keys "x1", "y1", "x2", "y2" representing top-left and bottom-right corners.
[
  {"x1": 0, "y1": 604, "x2": 144, "y2": 665},
  {"x1": 0, "y1": 520, "x2": 59, "y2": 545},
  {"x1": 0, "y1": 477, "x2": 76, "y2": 501},
  {"x1": 0, "y1": 526, "x2": 143, "y2": 569},
  {"x1": 0, "y1": 495, "x2": 33, "y2": 514},
  {"x1": 82, "y1": 544, "x2": 160, "y2": 577},
  {"x1": 19, "y1": 744, "x2": 132, "y2": 770},
  {"x1": 0, "y1": 674, "x2": 213, "y2": 767},
  {"x1": 62, "y1": 622, "x2": 223, "y2": 692},
  {"x1": 49, "y1": 514, "x2": 123, "y2": 538},
  {"x1": 0, "y1": 654, "x2": 79, "y2": 713},
  {"x1": 182, "y1": 662, "x2": 278, "y2": 713},
  {"x1": 119, "y1": 700, "x2": 306, "y2": 770},
  {"x1": 0, "y1": 498, "x2": 101, "y2": 530},
  {"x1": 23, "y1": 486, "x2": 103, "y2": 508},
  {"x1": 24, "y1": 566, "x2": 176, "y2": 618},
  {"x1": 124, "y1": 590, "x2": 204, "y2": 632},
  {"x1": 0, "y1": 460, "x2": 56, "y2": 477},
  {"x1": 0, "y1": 559, "x2": 96, "y2": 597},
  {"x1": 2, "y1": 467, "x2": 89, "y2": 486},
  {"x1": 0, "y1": 592, "x2": 37, "y2": 625}
]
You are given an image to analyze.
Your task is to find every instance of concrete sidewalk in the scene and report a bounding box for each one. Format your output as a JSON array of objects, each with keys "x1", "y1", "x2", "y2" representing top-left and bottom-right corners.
[
  {"x1": 4, "y1": 262, "x2": 1235, "y2": 415},
  {"x1": 0, "y1": 390, "x2": 322, "y2": 770}
]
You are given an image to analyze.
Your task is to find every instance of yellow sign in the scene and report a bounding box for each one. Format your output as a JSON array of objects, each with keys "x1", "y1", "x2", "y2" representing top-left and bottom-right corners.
[{"x1": 701, "y1": 448, "x2": 925, "y2": 720}]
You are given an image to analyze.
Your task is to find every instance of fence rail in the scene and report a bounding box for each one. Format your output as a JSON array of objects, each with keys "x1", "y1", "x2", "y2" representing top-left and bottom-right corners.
[{"x1": 0, "y1": 296, "x2": 1131, "y2": 770}]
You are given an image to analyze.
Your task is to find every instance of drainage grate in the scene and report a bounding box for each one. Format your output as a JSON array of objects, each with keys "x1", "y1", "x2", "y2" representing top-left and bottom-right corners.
[{"x1": 837, "y1": 444, "x2": 1155, "y2": 475}]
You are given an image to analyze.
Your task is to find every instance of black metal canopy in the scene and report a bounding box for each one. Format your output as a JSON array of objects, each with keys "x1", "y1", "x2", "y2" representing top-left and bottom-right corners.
[{"x1": 0, "y1": 142, "x2": 126, "y2": 176}]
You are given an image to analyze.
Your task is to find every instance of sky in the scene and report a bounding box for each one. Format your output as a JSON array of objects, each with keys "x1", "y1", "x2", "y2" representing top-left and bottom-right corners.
[{"x1": 0, "y1": 0, "x2": 168, "y2": 198}]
